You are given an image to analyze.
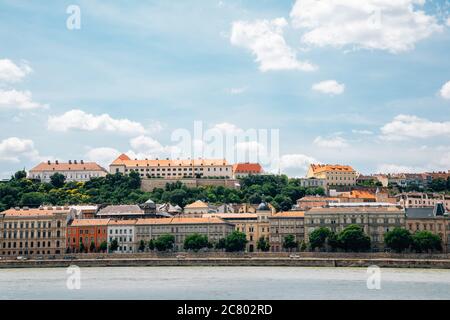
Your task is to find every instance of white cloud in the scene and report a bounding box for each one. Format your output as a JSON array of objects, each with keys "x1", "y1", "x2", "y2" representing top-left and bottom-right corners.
[
  {"x1": 84, "y1": 147, "x2": 121, "y2": 169},
  {"x1": 0, "y1": 89, "x2": 47, "y2": 110},
  {"x1": 352, "y1": 129, "x2": 373, "y2": 135},
  {"x1": 130, "y1": 135, "x2": 166, "y2": 154},
  {"x1": 447, "y1": 17, "x2": 450, "y2": 27},
  {"x1": 376, "y1": 163, "x2": 426, "y2": 174},
  {"x1": 230, "y1": 18, "x2": 317, "y2": 72},
  {"x1": 380, "y1": 114, "x2": 450, "y2": 140},
  {"x1": 213, "y1": 122, "x2": 244, "y2": 135},
  {"x1": 312, "y1": 80, "x2": 345, "y2": 95},
  {"x1": 48, "y1": 109, "x2": 147, "y2": 135},
  {"x1": 313, "y1": 135, "x2": 349, "y2": 148},
  {"x1": 440, "y1": 80, "x2": 450, "y2": 99},
  {"x1": 290, "y1": 0, "x2": 442, "y2": 53},
  {"x1": 0, "y1": 137, "x2": 41, "y2": 162},
  {"x1": 279, "y1": 153, "x2": 318, "y2": 176},
  {"x1": 229, "y1": 87, "x2": 247, "y2": 95},
  {"x1": 0, "y1": 59, "x2": 32, "y2": 83}
]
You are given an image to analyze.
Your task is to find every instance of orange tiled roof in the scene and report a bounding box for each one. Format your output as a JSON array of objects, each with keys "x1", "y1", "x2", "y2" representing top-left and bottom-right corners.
[
  {"x1": 1, "y1": 207, "x2": 70, "y2": 217},
  {"x1": 108, "y1": 219, "x2": 137, "y2": 225},
  {"x1": 232, "y1": 163, "x2": 263, "y2": 173},
  {"x1": 30, "y1": 162, "x2": 107, "y2": 172},
  {"x1": 110, "y1": 154, "x2": 229, "y2": 167},
  {"x1": 185, "y1": 200, "x2": 209, "y2": 209},
  {"x1": 70, "y1": 219, "x2": 110, "y2": 227},
  {"x1": 348, "y1": 190, "x2": 376, "y2": 200},
  {"x1": 310, "y1": 164, "x2": 355, "y2": 174},
  {"x1": 135, "y1": 217, "x2": 227, "y2": 225},
  {"x1": 202, "y1": 213, "x2": 258, "y2": 219}
]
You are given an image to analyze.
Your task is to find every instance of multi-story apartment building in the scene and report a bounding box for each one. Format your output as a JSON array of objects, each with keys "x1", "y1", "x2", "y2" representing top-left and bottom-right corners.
[
  {"x1": 0, "y1": 206, "x2": 70, "y2": 256},
  {"x1": 296, "y1": 177, "x2": 327, "y2": 191},
  {"x1": 305, "y1": 203, "x2": 405, "y2": 251},
  {"x1": 28, "y1": 160, "x2": 108, "y2": 182},
  {"x1": 405, "y1": 204, "x2": 449, "y2": 252},
  {"x1": 232, "y1": 163, "x2": 263, "y2": 178},
  {"x1": 107, "y1": 220, "x2": 137, "y2": 253},
  {"x1": 96, "y1": 200, "x2": 170, "y2": 220},
  {"x1": 109, "y1": 153, "x2": 233, "y2": 179},
  {"x1": 135, "y1": 217, "x2": 235, "y2": 251},
  {"x1": 307, "y1": 164, "x2": 356, "y2": 187},
  {"x1": 396, "y1": 192, "x2": 450, "y2": 211},
  {"x1": 296, "y1": 196, "x2": 340, "y2": 210},
  {"x1": 203, "y1": 204, "x2": 271, "y2": 252},
  {"x1": 268, "y1": 211, "x2": 305, "y2": 252},
  {"x1": 66, "y1": 219, "x2": 109, "y2": 253}
]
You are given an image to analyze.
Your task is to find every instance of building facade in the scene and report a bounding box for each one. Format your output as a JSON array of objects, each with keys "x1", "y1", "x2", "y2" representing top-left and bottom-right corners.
[
  {"x1": 232, "y1": 163, "x2": 263, "y2": 178},
  {"x1": 268, "y1": 211, "x2": 305, "y2": 252},
  {"x1": 305, "y1": 203, "x2": 405, "y2": 251},
  {"x1": 107, "y1": 220, "x2": 137, "y2": 253},
  {"x1": 66, "y1": 219, "x2": 109, "y2": 253},
  {"x1": 297, "y1": 178, "x2": 327, "y2": 191},
  {"x1": 307, "y1": 164, "x2": 356, "y2": 187},
  {"x1": 28, "y1": 160, "x2": 108, "y2": 182},
  {"x1": 135, "y1": 217, "x2": 235, "y2": 251},
  {"x1": 110, "y1": 154, "x2": 233, "y2": 179},
  {"x1": 405, "y1": 204, "x2": 449, "y2": 253},
  {"x1": 396, "y1": 192, "x2": 450, "y2": 211},
  {"x1": 0, "y1": 207, "x2": 70, "y2": 256},
  {"x1": 182, "y1": 200, "x2": 211, "y2": 217}
]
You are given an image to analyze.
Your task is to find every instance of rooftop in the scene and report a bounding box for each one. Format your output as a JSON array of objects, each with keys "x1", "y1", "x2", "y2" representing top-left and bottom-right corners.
[
  {"x1": 185, "y1": 200, "x2": 209, "y2": 209},
  {"x1": 135, "y1": 217, "x2": 228, "y2": 225},
  {"x1": 271, "y1": 211, "x2": 305, "y2": 218},
  {"x1": 232, "y1": 163, "x2": 263, "y2": 173},
  {"x1": 30, "y1": 161, "x2": 107, "y2": 172},
  {"x1": 111, "y1": 154, "x2": 229, "y2": 167},
  {"x1": 1, "y1": 207, "x2": 70, "y2": 217},
  {"x1": 70, "y1": 219, "x2": 110, "y2": 226},
  {"x1": 310, "y1": 164, "x2": 355, "y2": 174}
]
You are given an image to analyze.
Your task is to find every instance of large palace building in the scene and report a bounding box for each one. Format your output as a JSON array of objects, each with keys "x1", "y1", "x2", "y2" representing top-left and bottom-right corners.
[
  {"x1": 28, "y1": 160, "x2": 108, "y2": 182},
  {"x1": 109, "y1": 154, "x2": 233, "y2": 179}
]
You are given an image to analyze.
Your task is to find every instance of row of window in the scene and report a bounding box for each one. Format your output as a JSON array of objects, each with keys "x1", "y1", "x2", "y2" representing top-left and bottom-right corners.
[
  {"x1": 2, "y1": 230, "x2": 61, "y2": 239},
  {"x1": 3, "y1": 221, "x2": 62, "y2": 229},
  {"x1": 2, "y1": 240, "x2": 60, "y2": 249}
]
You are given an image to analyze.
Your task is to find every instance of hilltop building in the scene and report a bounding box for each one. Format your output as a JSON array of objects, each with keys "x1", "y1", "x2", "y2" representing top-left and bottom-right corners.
[
  {"x1": 28, "y1": 160, "x2": 107, "y2": 182},
  {"x1": 307, "y1": 164, "x2": 356, "y2": 187}
]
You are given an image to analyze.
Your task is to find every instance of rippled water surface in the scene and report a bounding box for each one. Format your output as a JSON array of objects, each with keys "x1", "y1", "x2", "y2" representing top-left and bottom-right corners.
[{"x1": 1, "y1": 267, "x2": 449, "y2": 299}]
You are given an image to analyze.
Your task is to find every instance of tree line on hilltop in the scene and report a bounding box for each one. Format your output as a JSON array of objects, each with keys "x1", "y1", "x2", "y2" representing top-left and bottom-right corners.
[{"x1": 0, "y1": 170, "x2": 325, "y2": 212}]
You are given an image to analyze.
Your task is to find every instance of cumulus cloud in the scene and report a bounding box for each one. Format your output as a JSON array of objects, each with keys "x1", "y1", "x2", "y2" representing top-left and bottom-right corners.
[
  {"x1": 313, "y1": 135, "x2": 349, "y2": 148},
  {"x1": 0, "y1": 137, "x2": 41, "y2": 162},
  {"x1": 440, "y1": 81, "x2": 450, "y2": 100},
  {"x1": 290, "y1": 0, "x2": 442, "y2": 53},
  {"x1": 0, "y1": 59, "x2": 32, "y2": 83},
  {"x1": 0, "y1": 89, "x2": 47, "y2": 110},
  {"x1": 213, "y1": 122, "x2": 244, "y2": 135},
  {"x1": 380, "y1": 114, "x2": 450, "y2": 140},
  {"x1": 230, "y1": 17, "x2": 317, "y2": 72},
  {"x1": 130, "y1": 135, "x2": 166, "y2": 155},
  {"x1": 352, "y1": 129, "x2": 374, "y2": 135},
  {"x1": 312, "y1": 80, "x2": 345, "y2": 95},
  {"x1": 84, "y1": 147, "x2": 121, "y2": 169},
  {"x1": 47, "y1": 109, "x2": 147, "y2": 135},
  {"x1": 278, "y1": 153, "x2": 318, "y2": 176},
  {"x1": 229, "y1": 87, "x2": 247, "y2": 95},
  {"x1": 376, "y1": 163, "x2": 426, "y2": 174}
]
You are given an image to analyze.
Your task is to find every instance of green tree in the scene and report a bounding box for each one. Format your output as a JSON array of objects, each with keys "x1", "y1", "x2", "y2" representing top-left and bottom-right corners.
[
  {"x1": 148, "y1": 239, "x2": 155, "y2": 250},
  {"x1": 20, "y1": 192, "x2": 45, "y2": 207},
  {"x1": 109, "y1": 239, "x2": 119, "y2": 252},
  {"x1": 90, "y1": 241, "x2": 96, "y2": 253},
  {"x1": 99, "y1": 241, "x2": 108, "y2": 252},
  {"x1": 50, "y1": 173, "x2": 66, "y2": 188},
  {"x1": 215, "y1": 238, "x2": 227, "y2": 250},
  {"x1": 384, "y1": 228, "x2": 413, "y2": 253},
  {"x1": 299, "y1": 240, "x2": 307, "y2": 252},
  {"x1": 309, "y1": 227, "x2": 332, "y2": 251},
  {"x1": 184, "y1": 233, "x2": 210, "y2": 251},
  {"x1": 224, "y1": 231, "x2": 248, "y2": 252},
  {"x1": 256, "y1": 236, "x2": 270, "y2": 252},
  {"x1": 79, "y1": 242, "x2": 86, "y2": 253},
  {"x1": 13, "y1": 170, "x2": 27, "y2": 180},
  {"x1": 412, "y1": 231, "x2": 442, "y2": 253},
  {"x1": 154, "y1": 234, "x2": 175, "y2": 251},
  {"x1": 138, "y1": 240, "x2": 146, "y2": 252},
  {"x1": 282, "y1": 234, "x2": 298, "y2": 251},
  {"x1": 338, "y1": 225, "x2": 371, "y2": 252}
]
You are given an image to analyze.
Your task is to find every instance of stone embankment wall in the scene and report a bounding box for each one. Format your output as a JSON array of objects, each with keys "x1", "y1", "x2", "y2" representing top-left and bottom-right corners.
[
  {"x1": 1, "y1": 252, "x2": 450, "y2": 269},
  {"x1": 140, "y1": 178, "x2": 240, "y2": 192}
]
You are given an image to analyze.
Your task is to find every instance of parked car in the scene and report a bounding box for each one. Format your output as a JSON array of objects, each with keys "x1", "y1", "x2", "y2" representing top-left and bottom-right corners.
[{"x1": 16, "y1": 256, "x2": 27, "y2": 260}]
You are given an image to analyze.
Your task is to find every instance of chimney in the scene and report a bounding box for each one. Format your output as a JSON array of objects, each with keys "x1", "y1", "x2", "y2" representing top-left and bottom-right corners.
[
  {"x1": 69, "y1": 160, "x2": 72, "y2": 164},
  {"x1": 55, "y1": 160, "x2": 59, "y2": 165},
  {"x1": 80, "y1": 160, "x2": 84, "y2": 164},
  {"x1": 47, "y1": 160, "x2": 51, "y2": 165},
  {"x1": 74, "y1": 160, "x2": 77, "y2": 164}
]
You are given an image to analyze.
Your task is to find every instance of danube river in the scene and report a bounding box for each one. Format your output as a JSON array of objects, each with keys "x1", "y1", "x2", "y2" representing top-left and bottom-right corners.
[{"x1": 0, "y1": 267, "x2": 449, "y2": 299}]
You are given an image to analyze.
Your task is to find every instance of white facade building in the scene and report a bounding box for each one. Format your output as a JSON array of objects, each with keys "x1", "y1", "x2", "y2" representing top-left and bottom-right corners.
[
  {"x1": 107, "y1": 220, "x2": 137, "y2": 253},
  {"x1": 29, "y1": 160, "x2": 108, "y2": 182}
]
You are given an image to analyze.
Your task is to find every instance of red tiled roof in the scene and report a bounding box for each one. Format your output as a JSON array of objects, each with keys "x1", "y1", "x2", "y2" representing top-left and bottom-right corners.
[
  {"x1": 110, "y1": 154, "x2": 229, "y2": 167},
  {"x1": 232, "y1": 163, "x2": 263, "y2": 173},
  {"x1": 310, "y1": 164, "x2": 355, "y2": 174},
  {"x1": 30, "y1": 162, "x2": 107, "y2": 172}
]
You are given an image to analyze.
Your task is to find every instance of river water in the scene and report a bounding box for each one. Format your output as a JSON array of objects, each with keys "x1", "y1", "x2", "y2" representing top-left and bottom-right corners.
[{"x1": 0, "y1": 267, "x2": 449, "y2": 299}]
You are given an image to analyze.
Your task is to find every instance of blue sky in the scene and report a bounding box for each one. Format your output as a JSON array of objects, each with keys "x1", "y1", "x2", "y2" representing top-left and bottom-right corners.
[{"x1": 1, "y1": 0, "x2": 450, "y2": 178}]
